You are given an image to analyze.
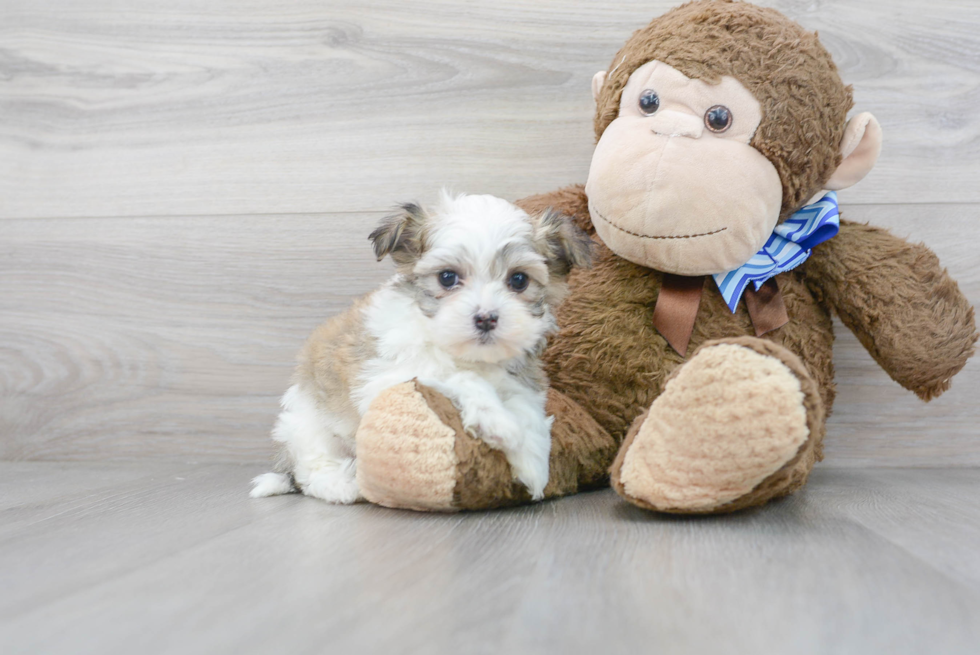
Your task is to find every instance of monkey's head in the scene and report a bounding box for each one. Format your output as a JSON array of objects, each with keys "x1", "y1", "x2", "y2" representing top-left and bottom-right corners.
[{"x1": 585, "y1": 0, "x2": 882, "y2": 275}]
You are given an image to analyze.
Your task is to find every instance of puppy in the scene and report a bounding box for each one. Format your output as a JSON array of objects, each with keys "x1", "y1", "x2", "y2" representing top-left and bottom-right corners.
[{"x1": 250, "y1": 192, "x2": 591, "y2": 503}]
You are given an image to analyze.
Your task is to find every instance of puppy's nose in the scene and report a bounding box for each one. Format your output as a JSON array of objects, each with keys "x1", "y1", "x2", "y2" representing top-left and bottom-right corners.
[{"x1": 474, "y1": 312, "x2": 499, "y2": 333}]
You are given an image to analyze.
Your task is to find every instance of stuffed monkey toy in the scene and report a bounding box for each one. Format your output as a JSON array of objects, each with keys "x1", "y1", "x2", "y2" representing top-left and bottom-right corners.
[{"x1": 353, "y1": 0, "x2": 977, "y2": 514}]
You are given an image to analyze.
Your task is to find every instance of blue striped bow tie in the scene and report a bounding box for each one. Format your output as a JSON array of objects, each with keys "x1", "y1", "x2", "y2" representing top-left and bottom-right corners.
[{"x1": 713, "y1": 191, "x2": 840, "y2": 313}]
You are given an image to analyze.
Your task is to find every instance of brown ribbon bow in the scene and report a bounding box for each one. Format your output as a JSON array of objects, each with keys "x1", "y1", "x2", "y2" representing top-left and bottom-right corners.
[{"x1": 652, "y1": 273, "x2": 789, "y2": 356}]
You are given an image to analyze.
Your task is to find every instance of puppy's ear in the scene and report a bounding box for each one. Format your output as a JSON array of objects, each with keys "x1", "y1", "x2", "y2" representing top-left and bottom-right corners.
[
  {"x1": 532, "y1": 208, "x2": 593, "y2": 277},
  {"x1": 369, "y1": 203, "x2": 428, "y2": 266}
]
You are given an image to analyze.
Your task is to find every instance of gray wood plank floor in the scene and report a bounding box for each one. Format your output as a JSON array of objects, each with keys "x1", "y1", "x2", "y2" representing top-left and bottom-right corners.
[{"x1": 1, "y1": 462, "x2": 978, "y2": 655}]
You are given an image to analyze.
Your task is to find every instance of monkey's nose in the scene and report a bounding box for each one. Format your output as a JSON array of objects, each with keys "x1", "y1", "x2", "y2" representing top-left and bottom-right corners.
[
  {"x1": 650, "y1": 110, "x2": 704, "y2": 139},
  {"x1": 474, "y1": 312, "x2": 499, "y2": 333}
]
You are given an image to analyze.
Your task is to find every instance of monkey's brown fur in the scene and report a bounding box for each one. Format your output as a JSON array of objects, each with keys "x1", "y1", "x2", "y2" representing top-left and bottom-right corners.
[{"x1": 354, "y1": 0, "x2": 977, "y2": 514}]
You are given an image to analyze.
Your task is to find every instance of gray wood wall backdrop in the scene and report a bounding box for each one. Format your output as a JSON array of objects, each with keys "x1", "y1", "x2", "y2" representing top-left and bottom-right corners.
[{"x1": 1, "y1": 0, "x2": 978, "y2": 466}]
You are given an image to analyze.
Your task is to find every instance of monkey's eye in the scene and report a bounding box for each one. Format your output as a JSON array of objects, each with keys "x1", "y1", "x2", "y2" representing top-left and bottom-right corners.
[
  {"x1": 438, "y1": 270, "x2": 459, "y2": 289},
  {"x1": 508, "y1": 272, "x2": 529, "y2": 293},
  {"x1": 638, "y1": 89, "x2": 660, "y2": 115},
  {"x1": 705, "y1": 105, "x2": 733, "y2": 133}
]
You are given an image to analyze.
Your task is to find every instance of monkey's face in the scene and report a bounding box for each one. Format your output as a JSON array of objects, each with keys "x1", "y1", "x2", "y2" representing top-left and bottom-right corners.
[{"x1": 585, "y1": 60, "x2": 783, "y2": 276}]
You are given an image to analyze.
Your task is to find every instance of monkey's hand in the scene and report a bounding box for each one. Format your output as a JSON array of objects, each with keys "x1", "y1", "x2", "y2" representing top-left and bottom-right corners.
[{"x1": 805, "y1": 218, "x2": 977, "y2": 400}]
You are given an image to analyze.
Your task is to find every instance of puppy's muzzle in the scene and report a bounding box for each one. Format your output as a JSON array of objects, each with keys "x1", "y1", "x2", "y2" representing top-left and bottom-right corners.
[{"x1": 474, "y1": 312, "x2": 499, "y2": 333}]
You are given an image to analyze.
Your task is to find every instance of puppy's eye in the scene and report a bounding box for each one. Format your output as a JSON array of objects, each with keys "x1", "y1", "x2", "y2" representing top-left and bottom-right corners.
[
  {"x1": 437, "y1": 270, "x2": 459, "y2": 289},
  {"x1": 638, "y1": 89, "x2": 660, "y2": 115},
  {"x1": 705, "y1": 105, "x2": 733, "y2": 133},
  {"x1": 508, "y1": 272, "x2": 529, "y2": 292}
]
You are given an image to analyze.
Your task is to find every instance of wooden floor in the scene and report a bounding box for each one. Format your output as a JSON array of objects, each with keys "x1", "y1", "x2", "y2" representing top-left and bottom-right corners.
[{"x1": 1, "y1": 462, "x2": 979, "y2": 655}]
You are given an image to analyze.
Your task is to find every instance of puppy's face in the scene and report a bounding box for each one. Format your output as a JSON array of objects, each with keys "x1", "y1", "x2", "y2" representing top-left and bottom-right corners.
[{"x1": 370, "y1": 193, "x2": 591, "y2": 363}]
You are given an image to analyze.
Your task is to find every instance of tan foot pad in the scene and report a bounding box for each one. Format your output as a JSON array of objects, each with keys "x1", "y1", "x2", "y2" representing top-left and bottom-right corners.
[
  {"x1": 356, "y1": 381, "x2": 459, "y2": 512},
  {"x1": 614, "y1": 343, "x2": 811, "y2": 512}
]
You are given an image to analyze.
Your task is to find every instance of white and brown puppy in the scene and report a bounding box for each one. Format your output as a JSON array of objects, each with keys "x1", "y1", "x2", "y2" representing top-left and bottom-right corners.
[{"x1": 250, "y1": 192, "x2": 591, "y2": 503}]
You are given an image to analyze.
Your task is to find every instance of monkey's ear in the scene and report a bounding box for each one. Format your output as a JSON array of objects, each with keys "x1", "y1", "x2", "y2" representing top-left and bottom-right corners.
[
  {"x1": 591, "y1": 71, "x2": 607, "y2": 102},
  {"x1": 826, "y1": 112, "x2": 883, "y2": 191},
  {"x1": 533, "y1": 209, "x2": 593, "y2": 277},
  {"x1": 368, "y1": 203, "x2": 428, "y2": 265}
]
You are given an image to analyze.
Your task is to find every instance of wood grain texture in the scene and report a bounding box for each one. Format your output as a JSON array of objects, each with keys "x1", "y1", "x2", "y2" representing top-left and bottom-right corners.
[
  {"x1": 1, "y1": 463, "x2": 979, "y2": 655},
  {"x1": 1, "y1": 204, "x2": 977, "y2": 465},
  {"x1": 2, "y1": 0, "x2": 980, "y2": 219},
  {"x1": 0, "y1": 212, "x2": 395, "y2": 461}
]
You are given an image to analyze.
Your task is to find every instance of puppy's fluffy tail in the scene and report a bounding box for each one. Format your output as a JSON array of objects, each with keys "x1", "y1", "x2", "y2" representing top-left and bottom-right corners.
[{"x1": 249, "y1": 472, "x2": 297, "y2": 498}]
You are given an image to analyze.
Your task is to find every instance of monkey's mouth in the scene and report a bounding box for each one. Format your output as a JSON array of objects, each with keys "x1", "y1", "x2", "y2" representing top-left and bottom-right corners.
[{"x1": 589, "y1": 202, "x2": 728, "y2": 240}]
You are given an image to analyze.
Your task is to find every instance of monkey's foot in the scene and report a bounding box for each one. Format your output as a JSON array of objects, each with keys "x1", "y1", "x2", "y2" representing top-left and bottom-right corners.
[
  {"x1": 355, "y1": 381, "x2": 530, "y2": 512},
  {"x1": 356, "y1": 380, "x2": 616, "y2": 512},
  {"x1": 610, "y1": 337, "x2": 825, "y2": 514}
]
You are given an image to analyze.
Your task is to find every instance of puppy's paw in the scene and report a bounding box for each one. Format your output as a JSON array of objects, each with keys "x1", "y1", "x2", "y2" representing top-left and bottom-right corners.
[
  {"x1": 250, "y1": 472, "x2": 295, "y2": 498},
  {"x1": 302, "y1": 459, "x2": 362, "y2": 504},
  {"x1": 506, "y1": 442, "x2": 550, "y2": 501},
  {"x1": 461, "y1": 406, "x2": 523, "y2": 453},
  {"x1": 503, "y1": 418, "x2": 551, "y2": 500}
]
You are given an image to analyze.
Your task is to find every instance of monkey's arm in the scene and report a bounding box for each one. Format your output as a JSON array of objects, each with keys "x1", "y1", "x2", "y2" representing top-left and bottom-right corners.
[{"x1": 805, "y1": 219, "x2": 977, "y2": 400}]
